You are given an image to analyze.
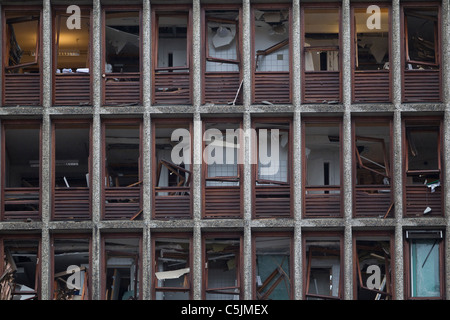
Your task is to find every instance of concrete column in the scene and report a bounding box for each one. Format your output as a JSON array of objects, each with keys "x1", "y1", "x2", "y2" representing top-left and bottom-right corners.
[
  {"x1": 243, "y1": 111, "x2": 252, "y2": 299},
  {"x1": 341, "y1": 0, "x2": 353, "y2": 300},
  {"x1": 391, "y1": 0, "x2": 402, "y2": 106},
  {"x1": 293, "y1": 110, "x2": 302, "y2": 300},
  {"x1": 242, "y1": 0, "x2": 251, "y2": 107},
  {"x1": 192, "y1": 0, "x2": 202, "y2": 108},
  {"x1": 292, "y1": 0, "x2": 301, "y2": 107},
  {"x1": 42, "y1": 0, "x2": 52, "y2": 108},
  {"x1": 442, "y1": 0, "x2": 450, "y2": 300}
]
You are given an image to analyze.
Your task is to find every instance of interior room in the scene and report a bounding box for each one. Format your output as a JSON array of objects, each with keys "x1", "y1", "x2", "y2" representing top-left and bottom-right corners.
[
  {"x1": 254, "y1": 8, "x2": 289, "y2": 72},
  {"x1": 105, "y1": 11, "x2": 140, "y2": 73},
  {"x1": 355, "y1": 238, "x2": 391, "y2": 300},
  {"x1": 156, "y1": 15, "x2": 188, "y2": 72},
  {"x1": 54, "y1": 123, "x2": 90, "y2": 188},
  {"x1": 204, "y1": 236, "x2": 240, "y2": 300},
  {"x1": 1, "y1": 239, "x2": 39, "y2": 300},
  {"x1": 4, "y1": 10, "x2": 40, "y2": 74},
  {"x1": 104, "y1": 124, "x2": 140, "y2": 188},
  {"x1": 305, "y1": 238, "x2": 341, "y2": 300},
  {"x1": 52, "y1": 237, "x2": 90, "y2": 300},
  {"x1": 354, "y1": 7, "x2": 390, "y2": 71},
  {"x1": 154, "y1": 237, "x2": 191, "y2": 300},
  {"x1": 103, "y1": 237, "x2": 140, "y2": 300},
  {"x1": 305, "y1": 123, "x2": 341, "y2": 192},
  {"x1": 303, "y1": 8, "x2": 340, "y2": 72},
  {"x1": 254, "y1": 236, "x2": 290, "y2": 300}
]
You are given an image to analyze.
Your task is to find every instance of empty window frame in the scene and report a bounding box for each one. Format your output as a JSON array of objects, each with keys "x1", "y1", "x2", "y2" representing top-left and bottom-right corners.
[
  {"x1": 153, "y1": 120, "x2": 192, "y2": 219},
  {"x1": 152, "y1": 6, "x2": 192, "y2": 105},
  {"x1": 53, "y1": 6, "x2": 92, "y2": 106},
  {"x1": 2, "y1": 7, "x2": 42, "y2": 106},
  {"x1": 203, "y1": 234, "x2": 242, "y2": 300},
  {"x1": 203, "y1": 6, "x2": 243, "y2": 104},
  {"x1": 304, "y1": 234, "x2": 343, "y2": 300},
  {"x1": 403, "y1": 119, "x2": 442, "y2": 217},
  {"x1": 302, "y1": 5, "x2": 341, "y2": 103},
  {"x1": 252, "y1": 5, "x2": 291, "y2": 104},
  {"x1": 354, "y1": 233, "x2": 393, "y2": 300},
  {"x1": 52, "y1": 121, "x2": 92, "y2": 220},
  {"x1": 153, "y1": 234, "x2": 192, "y2": 300},
  {"x1": 402, "y1": 5, "x2": 441, "y2": 102},
  {"x1": 405, "y1": 230, "x2": 444, "y2": 299},
  {"x1": 352, "y1": 5, "x2": 391, "y2": 103},
  {"x1": 253, "y1": 234, "x2": 292, "y2": 300},
  {"x1": 101, "y1": 234, "x2": 141, "y2": 300},
  {"x1": 52, "y1": 235, "x2": 91, "y2": 300},
  {"x1": 303, "y1": 119, "x2": 342, "y2": 218},
  {"x1": 1, "y1": 121, "x2": 41, "y2": 221},
  {"x1": 0, "y1": 236, "x2": 41, "y2": 300},
  {"x1": 203, "y1": 119, "x2": 243, "y2": 218},
  {"x1": 103, "y1": 8, "x2": 142, "y2": 106},
  {"x1": 253, "y1": 119, "x2": 292, "y2": 218},
  {"x1": 353, "y1": 119, "x2": 393, "y2": 218},
  {"x1": 102, "y1": 120, "x2": 142, "y2": 220}
]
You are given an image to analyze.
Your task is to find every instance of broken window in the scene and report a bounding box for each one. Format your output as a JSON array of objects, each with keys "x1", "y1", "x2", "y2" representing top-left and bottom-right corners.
[
  {"x1": 102, "y1": 236, "x2": 141, "y2": 300},
  {"x1": 153, "y1": 121, "x2": 192, "y2": 219},
  {"x1": 0, "y1": 237, "x2": 40, "y2": 300},
  {"x1": 354, "y1": 7, "x2": 389, "y2": 71},
  {"x1": 2, "y1": 122, "x2": 41, "y2": 221},
  {"x1": 53, "y1": 7, "x2": 91, "y2": 105},
  {"x1": 154, "y1": 236, "x2": 191, "y2": 300},
  {"x1": 254, "y1": 235, "x2": 291, "y2": 300},
  {"x1": 404, "y1": 7, "x2": 439, "y2": 69},
  {"x1": 153, "y1": 11, "x2": 191, "y2": 105},
  {"x1": 103, "y1": 9, "x2": 141, "y2": 105},
  {"x1": 52, "y1": 122, "x2": 91, "y2": 220},
  {"x1": 204, "y1": 235, "x2": 241, "y2": 300},
  {"x1": 52, "y1": 236, "x2": 90, "y2": 300},
  {"x1": 4, "y1": 10, "x2": 40, "y2": 74},
  {"x1": 355, "y1": 236, "x2": 392, "y2": 300},
  {"x1": 304, "y1": 8, "x2": 339, "y2": 72},
  {"x1": 354, "y1": 120, "x2": 393, "y2": 218},
  {"x1": 404, "y1": 120, "x2": 442, "y2": 216},
  {"x1": 203, "y1": 120, "x2": 242, "y2": 218},
  {"x1": 2, "y1": 9, "x2": 41, "y2": 106},
  {"x1": 303, "y1": 121, "x2": 341, "y2": 217},
  {"x1": 205, "y1": 10, "x2": 240, "y2": 72},
  {"x1": 103, "y1": 121, "x2": 142, "y2": 220},
  {"x1": 406, "y1": 230, "x2": 443, "y2": 299},
  {"x1": 253, "y1": 120, "x2": 291, "y2": 218},
  {"x1": 305, "y1": 237, "x2": 342, "y2": 300},
  {"x1": 254, "y1": 8, "x2": 289, "y2": 72}
]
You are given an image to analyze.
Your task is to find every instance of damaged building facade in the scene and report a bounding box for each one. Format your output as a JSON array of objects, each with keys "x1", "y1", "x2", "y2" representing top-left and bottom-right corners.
[{"x1": 0, "y1": 0, "x2": 449, "y2": 300}]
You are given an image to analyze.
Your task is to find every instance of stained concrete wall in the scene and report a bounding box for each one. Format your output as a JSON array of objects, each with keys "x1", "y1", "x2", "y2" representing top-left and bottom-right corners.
[{"x1": 0, "y1": 0, "x2": 448, "y2": 300}]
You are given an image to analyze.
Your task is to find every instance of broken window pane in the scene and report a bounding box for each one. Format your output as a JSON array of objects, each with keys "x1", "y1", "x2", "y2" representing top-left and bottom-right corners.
[
  {"x1": 304, "y1": 8, "x2": 340, "y2": 71},
  {"x1": 205, "y1": 122, "x2": 241, "y2": 187},
  {"x1": 53, "y1": 237, "x2": 90, "y2": 300},
  {"x1": 205, "y1": 236, "x2": 241, "y2": 300},
  {"x1": 305, "y1": 238, "x2": 341, "y2": 300},
  {"x1": 355, "y1": 122, "x2": 391, "y2": 185},
  {"x1": 105, "y1": 11, "x2": 140, "y2": 73},
  {"x1": 255, "y1": 236, "x2": 290, "y2": 300},
  {"x1": 355, "y1": 238, "x2": 392, "y2": 300},
  {"x1": 54, "y1": 9, "x2": 90, "y2": 73},
  {"x1": 406, "y1": 126, "x2": 439, "y2": 175},
  {"x1": 254, "y1": 9, "x2": 289, "y2": 72},
  {"x1": 104, "y1": 237, "x2": 140, "y2": 300},
  {"x1": 157, "y1": 14, "x2": 189, "y2": 72},
  {"x1": 154, "y1": 237, "x2": 191, "y2": 300},
  {"x1": 354, "y1": 7, "x2": 389, "y2": 71},
  {"x1": 54, "y1": 123, "x2": 90, "y2": 188},
  {"x1": 410, "y1": 239, "x2": 441, "y2": 297},
  {"x1": 405, "y1": 8, "x2": 438, "y2": 68},
  {"x1": 4, "y1": 11, "x2": 40, "y2": 73},
  {"x1": 3, "y1": 124, "x2": 40, "y2": 220},
  {"x1": 1, "y1": 238, "x2": 39, "y2": 300},
  {"x1": 205, "y1": 10, "x2": 240, "y2": 72}
]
